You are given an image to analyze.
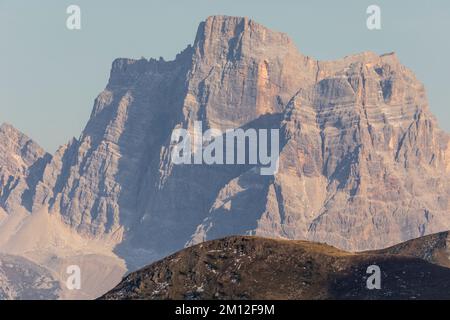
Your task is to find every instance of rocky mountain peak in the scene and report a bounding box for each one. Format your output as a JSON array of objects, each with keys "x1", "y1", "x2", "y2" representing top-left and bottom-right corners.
[
  {"x1": 0, "y1": 123, "x2": 48, "y2": 173},
  {"x1": 1, "y1": 16, "x2": 449, "y2": 275},
  {"x1": 194, "y1": 15, "x2": 295, "y2": 60}
]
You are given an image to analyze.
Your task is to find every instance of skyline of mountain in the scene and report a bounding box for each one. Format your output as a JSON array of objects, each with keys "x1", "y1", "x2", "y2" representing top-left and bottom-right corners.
[{"x1": 3, "y1": 1, "x2": 450, "y2": 154}]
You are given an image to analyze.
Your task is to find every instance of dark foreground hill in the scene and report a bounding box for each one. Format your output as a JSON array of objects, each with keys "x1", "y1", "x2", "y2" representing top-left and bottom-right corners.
[
  {"x1": 2, "y1": 15, "x2": 450, "y2": 298},
  {"x1": 101, "y1": 234, "x2": 450, "y2": 300}
]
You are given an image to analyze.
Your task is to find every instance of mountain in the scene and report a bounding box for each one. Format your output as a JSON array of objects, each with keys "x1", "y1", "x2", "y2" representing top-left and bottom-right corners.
[
  {"x1": 31, "y1": 16, "x2": 450, "y2": 259},
  {"x1": 101, "y1": 234, "x2": 450, "y2": 300},
  {"x1": 1, "y1": 15, "x2": 450, "y2": 298}
]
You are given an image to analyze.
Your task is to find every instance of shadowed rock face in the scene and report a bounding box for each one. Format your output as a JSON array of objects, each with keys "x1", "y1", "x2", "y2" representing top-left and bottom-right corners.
[
  {"x1": 1, "y1": 15, "x2": 450, "y2": 272},
  {"x1": 100, "y1": 235, "x2": 450, "y2": 300}
]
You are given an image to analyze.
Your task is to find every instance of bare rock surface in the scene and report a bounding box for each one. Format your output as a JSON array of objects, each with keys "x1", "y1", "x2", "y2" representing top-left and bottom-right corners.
[
  {"x1": 0, "y1": 123, "x2": 50, "y2": 214},
  {"x1": 101, "y1": 235, "x2": 450, "y2": 300}
]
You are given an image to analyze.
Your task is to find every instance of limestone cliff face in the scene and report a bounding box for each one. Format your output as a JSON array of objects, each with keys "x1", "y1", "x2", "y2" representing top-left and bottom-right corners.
[
  {"x1": 257, "y1": 52, "x2": 450, "y2": 250},
  {"x1": 1, "y1": 16, "x2": 450, "y2": 268},
  {"x1": 0, "y1": 123, "x2": 50, "y2": 214},
  {"x1": 187, "y1": 15, "x2": 317, "y2": 130},
  {"x1": 190, "y1": 49, "x2": 450, "y2": 251}
]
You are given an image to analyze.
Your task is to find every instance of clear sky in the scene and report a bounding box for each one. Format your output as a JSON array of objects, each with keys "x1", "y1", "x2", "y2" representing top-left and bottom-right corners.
[{"x1": 1, "y1": 0, "x2": 449, "y2": 152}]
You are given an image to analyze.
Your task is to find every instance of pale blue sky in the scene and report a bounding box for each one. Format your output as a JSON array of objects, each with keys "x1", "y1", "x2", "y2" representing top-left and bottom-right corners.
[{"x1": 1, "y1": 0, "x2": 449, "y2": 152}]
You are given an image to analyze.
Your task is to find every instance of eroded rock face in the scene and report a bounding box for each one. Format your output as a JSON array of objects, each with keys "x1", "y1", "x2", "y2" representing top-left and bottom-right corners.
[
  {"x1": 183, "y1": 18, "x2": 450, "y2": 254},
  {"x1": 196, "y1": 50, "x2": 450, "y2": 251},
  {"x1": 0, "y1": 123, "x2": 50, "y2": 214},
  {"x1": 1, "y1": 16, "x2": 450, "y2": 270}
]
